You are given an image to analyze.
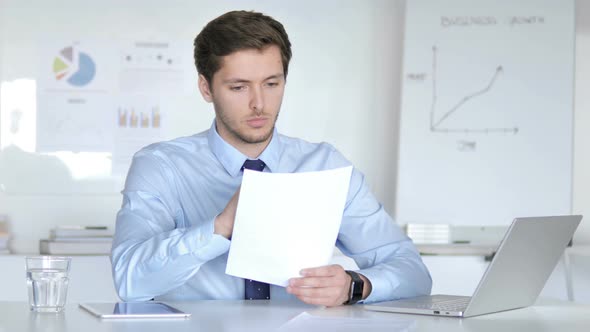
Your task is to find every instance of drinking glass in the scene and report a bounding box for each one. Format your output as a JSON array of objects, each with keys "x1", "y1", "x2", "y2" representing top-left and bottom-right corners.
[{"x1": 25, "y1": 256, "x2": 71, "y2": 313}]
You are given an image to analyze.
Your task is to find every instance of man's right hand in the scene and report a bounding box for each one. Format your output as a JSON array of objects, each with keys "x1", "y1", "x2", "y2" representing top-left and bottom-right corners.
[{"x1": 214, "y1": 187, "x2": 240, "y2": 239}]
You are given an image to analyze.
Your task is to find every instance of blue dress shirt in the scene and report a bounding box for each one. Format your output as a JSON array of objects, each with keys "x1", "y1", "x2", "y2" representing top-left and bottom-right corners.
[{"x1": 111, "y1": 122, "x2": 432, "y2": 303}]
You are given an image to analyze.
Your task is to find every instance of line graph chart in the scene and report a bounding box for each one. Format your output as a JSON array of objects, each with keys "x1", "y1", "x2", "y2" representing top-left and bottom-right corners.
[
  {"x1": 397, "y1": 0, "x2": 574, "y2": 227},
  {"x1": 429, "y1": 46, "x2": 518, "y2": 134}
]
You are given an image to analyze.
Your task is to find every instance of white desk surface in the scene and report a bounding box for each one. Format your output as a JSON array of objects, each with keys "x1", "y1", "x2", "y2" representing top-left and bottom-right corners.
[{"x1": 0, "y1": 299, "x2": 589, "y2": 332}]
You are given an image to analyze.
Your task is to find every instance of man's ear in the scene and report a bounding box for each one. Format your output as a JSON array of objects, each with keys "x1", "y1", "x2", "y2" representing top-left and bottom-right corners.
[{"x1": 198, "y1": 74, "x2": 213, "y2": 103}]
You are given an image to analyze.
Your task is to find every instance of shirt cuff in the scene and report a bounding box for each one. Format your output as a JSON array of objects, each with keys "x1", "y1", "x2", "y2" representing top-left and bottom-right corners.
[{"x1": 356, "y1": 268, "x2": 398, "y2": 304}]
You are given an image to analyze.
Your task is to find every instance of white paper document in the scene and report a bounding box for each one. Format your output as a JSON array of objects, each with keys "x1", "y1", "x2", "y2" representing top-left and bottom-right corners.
[
  {"x1": 225, "y1": 166, "x2": 353, "y2": 286},
  {"x1": 278, "y1": 312, "x2": 415, "y2": 332}
]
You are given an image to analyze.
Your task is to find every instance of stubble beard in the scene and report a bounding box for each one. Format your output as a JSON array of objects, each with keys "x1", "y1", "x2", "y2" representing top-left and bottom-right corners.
[{"x1": 216, "y1": 108, "x2": 279, "y2": 145}]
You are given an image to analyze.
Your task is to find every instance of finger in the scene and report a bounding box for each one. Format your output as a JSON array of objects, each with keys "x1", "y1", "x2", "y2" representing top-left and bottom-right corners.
[
  {"x1": 289, "y1": 276, "x2": 334, "y2": 288},
  {"x1": 291, "y1": 272, "x2": 350, "y2": 290},
  {"x1": 287, "y1": 283, "x2": 350, "y2": 307},
  {"x1": 287, "y1": 285, "x2": 340, "y2": 299},
  {"x1": 296, "y1": 295, "x2": 345, "y2": 307},
  {"x1": 300, "y1": 264, "x2": 343, "y2": 277}
]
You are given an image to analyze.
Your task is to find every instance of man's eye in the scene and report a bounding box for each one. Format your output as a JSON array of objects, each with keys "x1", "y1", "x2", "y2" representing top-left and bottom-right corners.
[
  {"x1": 266, "y1": 82, "x2": 279, "y2": 87},
  {"x1": 230, "y1": 86, "x2": 245, "y2": 91}
]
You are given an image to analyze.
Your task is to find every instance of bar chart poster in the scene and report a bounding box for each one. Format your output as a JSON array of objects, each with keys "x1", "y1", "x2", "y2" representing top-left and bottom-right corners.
[{"x1": 396, "y1": 0, "x2": 574, "y2": 226}]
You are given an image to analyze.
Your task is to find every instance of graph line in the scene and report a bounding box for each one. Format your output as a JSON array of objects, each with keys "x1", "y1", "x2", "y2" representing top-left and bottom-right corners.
[{"x1": 429, "y1": 46, "x2": 518, "y2": 134}]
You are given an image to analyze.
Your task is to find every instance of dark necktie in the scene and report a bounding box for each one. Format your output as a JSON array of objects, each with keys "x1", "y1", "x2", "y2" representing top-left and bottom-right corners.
[{"x1": 241, "y1": 159, "x2": 271, "y2": 300}]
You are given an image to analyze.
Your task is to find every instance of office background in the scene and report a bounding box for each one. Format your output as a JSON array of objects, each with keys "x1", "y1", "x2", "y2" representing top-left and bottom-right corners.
[{"x1": 0, "y1": 0, "x2": 588, "y2": 253}]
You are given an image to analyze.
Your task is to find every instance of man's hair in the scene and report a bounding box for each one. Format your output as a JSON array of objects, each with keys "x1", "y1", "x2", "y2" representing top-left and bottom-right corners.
[{"x1": 194, "y1": 10, "x2": 292, "y2": 84}]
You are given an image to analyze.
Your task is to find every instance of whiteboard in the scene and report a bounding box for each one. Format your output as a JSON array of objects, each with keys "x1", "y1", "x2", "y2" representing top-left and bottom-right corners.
[{"x1": 396, "y1": 0, "x2": 575, "y2": 226}]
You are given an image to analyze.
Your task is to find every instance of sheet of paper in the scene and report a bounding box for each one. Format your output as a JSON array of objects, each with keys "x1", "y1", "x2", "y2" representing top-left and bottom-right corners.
[
  {"x1": 225, "y1": 166, "x2": 353, "y2": 286},
  {"x1": 278, "y1": 312, "x2": 416, "y2": 332}
]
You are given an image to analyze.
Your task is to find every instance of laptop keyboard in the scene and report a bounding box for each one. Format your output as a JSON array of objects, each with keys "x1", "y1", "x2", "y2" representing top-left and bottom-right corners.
[{"x1": 417, "y1": 297, "x2": 471, "y2": 311}]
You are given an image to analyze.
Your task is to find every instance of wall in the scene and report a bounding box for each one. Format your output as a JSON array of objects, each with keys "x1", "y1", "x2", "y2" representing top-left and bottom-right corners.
[
  {"x1": 573, "y1": 0, "x2": 590, "y2": 243},
  {"x1": 0, "y1": 0, "x2": 588, "y2": 255},
  {"x1": 0, "y1": 0, "x2": 403, "y2": 253}
]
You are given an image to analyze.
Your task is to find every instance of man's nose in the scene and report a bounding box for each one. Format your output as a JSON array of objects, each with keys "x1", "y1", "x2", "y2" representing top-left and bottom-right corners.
[{"x1": 249, "y1": 86, "x2": 264, "y2": 115}]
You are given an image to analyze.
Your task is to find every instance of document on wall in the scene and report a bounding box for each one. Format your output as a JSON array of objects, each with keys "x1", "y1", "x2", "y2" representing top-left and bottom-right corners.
[{"x1": 226, "y1": 166, "x2": 353, "y2": 287}]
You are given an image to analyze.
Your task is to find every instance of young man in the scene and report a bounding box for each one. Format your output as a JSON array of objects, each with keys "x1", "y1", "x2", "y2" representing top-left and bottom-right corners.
[{"x1": 111, "y1": 10, "x2": 431, "y2": 306}]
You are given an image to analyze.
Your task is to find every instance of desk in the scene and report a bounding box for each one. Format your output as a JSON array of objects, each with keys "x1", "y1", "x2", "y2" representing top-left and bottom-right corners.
[{"x1": 0, "y1": 299, "x2": 588, "y2": 332}]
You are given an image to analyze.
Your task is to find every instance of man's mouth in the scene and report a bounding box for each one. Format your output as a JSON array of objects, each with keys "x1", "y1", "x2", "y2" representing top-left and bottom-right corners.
[{"x1": 246, "y1": 117, "x2": 268, "y2": 128}]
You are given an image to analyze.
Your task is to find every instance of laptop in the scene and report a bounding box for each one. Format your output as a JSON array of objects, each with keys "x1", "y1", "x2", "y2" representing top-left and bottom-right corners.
[{"x1": 365, "y1": 215, "x2": 582, "y2": 318}]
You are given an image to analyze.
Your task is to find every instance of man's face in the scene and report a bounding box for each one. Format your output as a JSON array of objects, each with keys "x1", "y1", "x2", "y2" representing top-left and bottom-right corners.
[{"x1": 199, "y1": 45, "x2": 286, "y2": 150}]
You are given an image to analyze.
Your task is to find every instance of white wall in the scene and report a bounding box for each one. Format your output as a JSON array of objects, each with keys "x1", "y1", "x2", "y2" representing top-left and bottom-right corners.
[
  {"x1": 0, "y1": 0, "x2": 588, "y2": 255},
  {"x1": 573, "y1": 0, "x2": 590, "y2": 243},
  {"x1": 0, "y1": 0, "x2": 403, "y2": 253}
]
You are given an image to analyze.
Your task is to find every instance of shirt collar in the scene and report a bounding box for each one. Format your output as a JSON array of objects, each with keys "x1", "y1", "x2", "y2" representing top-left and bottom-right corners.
[{"x1": 207, "y1": 120, "x2": 282, "y2": 177}]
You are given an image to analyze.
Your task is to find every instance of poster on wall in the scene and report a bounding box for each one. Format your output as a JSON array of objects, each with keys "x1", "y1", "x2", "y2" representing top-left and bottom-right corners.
[
  {"x1": 118, "y1": 40, "x2": 188, "y2": 94},
  {"x1": 112, "y1": 95, "x2": 164, "y2": 176},
  {"x1": 37, "y1": 41, "x2": 116, "y2": 152},
  {"x1": 35, "y1": 40, "x2": 186, "y2": 179},
  {"x1": 110, "y1": 40, "x2": 189, "y2": 175},
  {"x1": 396, "y1": 0, "x2": 574, "y2": 226}
]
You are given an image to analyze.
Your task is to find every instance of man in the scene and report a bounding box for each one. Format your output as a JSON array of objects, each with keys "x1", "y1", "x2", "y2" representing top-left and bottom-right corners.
[{"x1": 111, "y1": 10, "x2": 431, "y2": 306}]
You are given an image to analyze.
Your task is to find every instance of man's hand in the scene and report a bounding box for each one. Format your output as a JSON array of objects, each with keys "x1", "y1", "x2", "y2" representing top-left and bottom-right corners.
[
  {"x1": 286, "y1": 264, "x2": 356, "y2": 307},
  {"x1": 214, "y1": 187, "x2": 240, "y2": 239}
]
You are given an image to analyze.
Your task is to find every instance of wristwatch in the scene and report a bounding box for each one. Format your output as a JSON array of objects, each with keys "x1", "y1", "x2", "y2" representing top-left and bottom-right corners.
[{"x1": 344, "y1": 270, "x2": 364, "y2": 305}]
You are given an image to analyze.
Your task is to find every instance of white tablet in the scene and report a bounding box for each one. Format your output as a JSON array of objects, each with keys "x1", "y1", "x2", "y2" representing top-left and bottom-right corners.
[{"x1": 79, "y1": 302, "x2": 191, "y2": 319}]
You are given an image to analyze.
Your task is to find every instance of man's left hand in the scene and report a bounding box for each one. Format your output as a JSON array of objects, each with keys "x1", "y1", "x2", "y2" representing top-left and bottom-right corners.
[{"x1": 286, "y1": 264, "x2": 352, "y2": 307}]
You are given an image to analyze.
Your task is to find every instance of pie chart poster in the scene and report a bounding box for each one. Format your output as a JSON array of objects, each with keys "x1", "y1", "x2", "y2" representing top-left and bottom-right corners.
[
  {"x1": 37, "y1": 41, "x2": 116, "y2": 152},
  {"x1": 38, "y1": 41, "x2": 114, "y2": 92}
]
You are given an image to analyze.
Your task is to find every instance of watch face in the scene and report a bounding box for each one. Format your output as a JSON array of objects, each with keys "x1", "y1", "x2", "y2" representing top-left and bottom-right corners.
[
  {"x1": 346, "y1": 271, "x2": 364, "y2": 304},
  {"x1": 352, "y1": 279, "x2": 363, "y2": 296}
]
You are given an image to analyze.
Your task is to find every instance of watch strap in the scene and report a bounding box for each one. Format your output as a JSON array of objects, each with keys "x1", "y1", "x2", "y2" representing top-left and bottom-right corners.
[{"x1": 344, "y1": 270, "x2": 364, "y2": 305}]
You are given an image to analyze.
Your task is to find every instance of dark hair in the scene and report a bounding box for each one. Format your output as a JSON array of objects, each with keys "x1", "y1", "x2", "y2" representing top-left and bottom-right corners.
[{"x1": 194, "y1": 10, "x2": 292, "y2": 84}]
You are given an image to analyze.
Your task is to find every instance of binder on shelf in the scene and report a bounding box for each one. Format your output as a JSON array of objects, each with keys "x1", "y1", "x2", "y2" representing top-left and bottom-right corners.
[
  {"x1": 49, "y1": 236, "x2": 113, "y2": 242},
  {"x1": 0, "y1": 216, "x2": 11, "y2": 254},
  {"x1": 39, "y1": 239, "x2": 112, "y2": 255},
  {"x1": 0, "y1": 232, "x2": 9, "y2": 248},
  {"x1": 404, "y1": 224, "x2": 451, "y2": 244},
  {"x1": 42, "y1": 225, "x2": 114, "y2": 255},
  {"x1": 50, "y1": 226, "x2": 113, "y2": 238}
]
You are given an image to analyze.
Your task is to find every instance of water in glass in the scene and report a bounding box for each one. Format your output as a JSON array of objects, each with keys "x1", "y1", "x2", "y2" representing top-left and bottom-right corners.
[{"x1": 26, "y1": 267, "x2": 69, "y2": 312}]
